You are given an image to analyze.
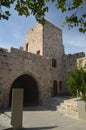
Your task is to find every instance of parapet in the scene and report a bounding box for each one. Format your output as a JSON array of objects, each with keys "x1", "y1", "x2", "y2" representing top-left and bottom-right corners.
[
  {"x1": 64, "y1": 52, "x2": 85, "y2": 70},
  {"x1": 0, "y1": 47, "x2": 8, "y2": 52},
  {"x1": 65, "y1": 52, "x2": 85, "y2": 59}
]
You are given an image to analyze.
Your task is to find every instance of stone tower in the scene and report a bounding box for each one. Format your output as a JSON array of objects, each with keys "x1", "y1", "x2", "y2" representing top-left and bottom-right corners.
[
  {"x1": 25, "y1": 20, "x2": 66, "y2": 96},
  {"x1": 0, "y1": 19, "x2": 85, "y2": 109},
  {"x1": 25, "y1": 20, "x2": 64, "y2": 57}
]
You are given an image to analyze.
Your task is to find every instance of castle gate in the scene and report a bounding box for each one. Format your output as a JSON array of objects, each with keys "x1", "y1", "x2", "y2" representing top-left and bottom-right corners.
[{"x1": 9, "y1": 74, "x2": 39, "y2": 107}]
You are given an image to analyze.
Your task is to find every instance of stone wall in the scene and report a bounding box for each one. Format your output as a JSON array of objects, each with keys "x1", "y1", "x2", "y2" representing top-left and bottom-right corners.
[
  {"x1": 43, "y1": 20, "x2": 64, "y2": 58},
  {"x1": 0, "y1": 47, "x2": 52, "y2": 108},
  {"x1": 0, "y1": 20, "x2": 85, "y2": 109},
  {"x1": 25, "y1": 20, "x2": 64, "y2": 58},
  {"x1": 25, "y1": 20, "x2": 66, "y2": 95},
  {"x1": 65, "y1": 52, "x2": 85, "y2": 78},
  {"x1": 25, "y1": 23, "x2": 43, "y2": 55},
  {"x1": 77, "y1": 57, "x2": 86, "y2": 68},
  {"x1": 43, "y1": 21, "x2": 66, "y2": 93},
  {"x1": 58, "y1": 98, "x2": 78, "y2": 119}
]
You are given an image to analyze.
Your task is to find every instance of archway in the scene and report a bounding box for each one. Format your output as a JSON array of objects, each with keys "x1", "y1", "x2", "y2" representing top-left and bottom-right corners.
[{"x1": 9, "y1": 74, "x2": 39, "y2": 107}]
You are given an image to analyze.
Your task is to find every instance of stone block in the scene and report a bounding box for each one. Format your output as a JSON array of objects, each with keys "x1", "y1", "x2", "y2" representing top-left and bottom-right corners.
[
  {"x1": 11, "y1": 88, "x2": 23, "y2": 129},
  {"x1": 78, "y1": 101, "x2": 86, "y2": 120}
]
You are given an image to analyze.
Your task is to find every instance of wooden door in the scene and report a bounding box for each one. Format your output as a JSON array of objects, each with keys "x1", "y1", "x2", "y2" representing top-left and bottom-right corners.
[{"x1": 53, "y1": 80, "x2": 58, "y2": 96}]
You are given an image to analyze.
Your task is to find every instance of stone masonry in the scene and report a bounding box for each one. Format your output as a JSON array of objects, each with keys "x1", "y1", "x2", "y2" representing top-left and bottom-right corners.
[
  {"x1": 64, "y1": 52, "x2": 85, "y2": 79},
  {"x1": 58, "y1": 98, "x2": 79, "y2": 119},
  {"x1": 11, "y1": 88, "x2": 23, "y2": 129},
  {"x1": 25, "y1": 20, "x2": 66, "y2": 93},
  {"x1": 0, "y1": 47, "x2": 52, "y2": 108},
  {"x1": 0, "y1": 19, "x2": 85, "y2": 109},
  {"x1": 77, "y1": 57, "x2": 86, "y2": 68}
]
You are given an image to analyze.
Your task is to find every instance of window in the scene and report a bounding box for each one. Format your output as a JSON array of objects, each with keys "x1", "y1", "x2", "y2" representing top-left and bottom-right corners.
[
  {"x1": 37, "y1": 50, "x2": 40, "y2": 55},
  {"x1": 26, "y1": 43, "x2": 28, "y2": 52},
  {"x1": 52, "y1": 59, "x2": 57, "y2": 67},
  {"x1": 59, "y1": 81, "x2": 62, "y2": 91}
]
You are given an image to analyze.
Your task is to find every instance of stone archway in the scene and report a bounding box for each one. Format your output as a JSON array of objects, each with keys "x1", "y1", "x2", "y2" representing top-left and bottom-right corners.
[{"x1": 9, "y1": 74, "x2": 39, "y2": 107}]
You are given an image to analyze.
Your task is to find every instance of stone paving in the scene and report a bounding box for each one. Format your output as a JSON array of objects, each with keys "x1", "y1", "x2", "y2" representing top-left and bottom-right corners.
[
  {"x1": 0, "y1": 113, "x2": 12, "y2": 130},
  {"x1": 0, "y1": 106, "x2": 86, "y2": 130}
]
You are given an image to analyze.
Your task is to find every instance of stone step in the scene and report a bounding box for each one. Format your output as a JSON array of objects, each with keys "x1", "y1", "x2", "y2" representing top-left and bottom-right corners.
[
  {"x1": 45, "y1": 97, "x2": 78, "y2": 119},
  {"x1": 45, "y1": 100, "x2": 60, "y2": 106},
  {"x1": 45, "y1": 104, "x2": 58, "y2": 111},
  {"x1": 45, "y1": 97, "x2": 68, "y2": 111},
  {"x1": 45, "y1": 97, "x2": 67, "y2": 104},
  {"x1": 58, "y1": 103, "x2": 67, "y2": 113},
  {"x1": 63, "y1": 98, "x2": 78, "y2": 105}
]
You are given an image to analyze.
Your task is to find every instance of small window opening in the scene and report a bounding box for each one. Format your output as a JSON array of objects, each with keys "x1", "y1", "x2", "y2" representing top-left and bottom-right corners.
[
  {"x1": 52, "y1": 59, "x2": 57, "y2": 67},
  {"x1": 37, "y1": 50, "x2": 40, "y2": 55},
  {"x1": 26, "y1": 43, "x2": 28, "y2": 52},
  {"x1": 59, "y1": 81, "x2": 62, "y2": 91}
]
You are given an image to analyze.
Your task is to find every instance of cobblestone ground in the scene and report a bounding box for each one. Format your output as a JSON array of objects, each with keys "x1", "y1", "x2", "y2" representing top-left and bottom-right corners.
[{"x1": 0, "y1": 106, "x2": 86, "y2": 130}]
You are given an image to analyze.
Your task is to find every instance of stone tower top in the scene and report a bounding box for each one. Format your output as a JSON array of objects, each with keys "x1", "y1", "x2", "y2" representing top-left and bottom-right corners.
[{"x1": 25, "y1": 19, "x2": 64, "y2": 58}]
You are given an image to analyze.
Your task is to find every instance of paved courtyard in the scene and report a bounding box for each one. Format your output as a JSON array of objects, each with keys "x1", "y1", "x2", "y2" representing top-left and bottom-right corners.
[{"x1": 0, "y1": 106, "x2": 86, "y2": 130}]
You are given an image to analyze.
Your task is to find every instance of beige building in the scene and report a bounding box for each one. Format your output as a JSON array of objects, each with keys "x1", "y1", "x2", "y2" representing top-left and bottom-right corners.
[
  {"x1": 0, "y1": 20, "x2": 85, "y2": 109},
  {"x1": 77, "y1": 57, "x2": 86, "y2": 69}
]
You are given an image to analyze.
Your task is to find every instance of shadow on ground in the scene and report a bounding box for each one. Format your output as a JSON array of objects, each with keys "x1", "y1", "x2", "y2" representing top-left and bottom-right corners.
[
  {"x1": 1, "y1": 96, "x2": 72, "y2": 113},
  {"x1": 3, "y1": 125, "x2": 58, "y2": 130}
]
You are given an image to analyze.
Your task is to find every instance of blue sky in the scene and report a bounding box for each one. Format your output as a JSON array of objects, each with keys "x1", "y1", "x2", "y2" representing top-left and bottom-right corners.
[{"x1": 0, "y1": 2, "x2": 86, "y2": 54}]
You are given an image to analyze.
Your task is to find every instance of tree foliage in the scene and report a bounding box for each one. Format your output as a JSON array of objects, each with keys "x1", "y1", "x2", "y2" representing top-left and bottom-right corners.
[
  {"x1": 0, "y1": 0, "x2": 86, "y2": 32},
  {"x1": 66, "y1": 68, "x2": 86, "y2": 101}
]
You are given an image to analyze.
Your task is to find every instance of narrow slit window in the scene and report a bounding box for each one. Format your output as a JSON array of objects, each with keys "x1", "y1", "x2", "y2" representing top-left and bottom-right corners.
[
  {"x1": 52, "y1": 59, "x2": 57, "y2": 67},
  {"x1": 26, "y1": 43, "x2": 28, "y2": 52},
  {"x1": 37, "y1": 50, "x2": 40, "y2": 55}
]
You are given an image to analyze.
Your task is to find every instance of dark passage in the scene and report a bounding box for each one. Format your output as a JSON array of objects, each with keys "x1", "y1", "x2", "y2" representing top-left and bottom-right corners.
[{"x1": 9, "y1": 74, "x2": 39, "y2": 107}]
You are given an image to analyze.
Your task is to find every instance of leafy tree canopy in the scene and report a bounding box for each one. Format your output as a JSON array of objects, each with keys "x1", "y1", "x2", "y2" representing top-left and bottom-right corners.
[
  {"x1": 0, "y1": 0, "x2": 86, "y2": 33},
  {"x1": 66, "y1": 67, "x2": 86, "y2": 101}
]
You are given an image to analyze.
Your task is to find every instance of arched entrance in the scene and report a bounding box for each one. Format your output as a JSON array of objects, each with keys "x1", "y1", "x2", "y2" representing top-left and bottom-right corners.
[{"x1": 9, "y1": 74, "x2": 39, "y2": 107}]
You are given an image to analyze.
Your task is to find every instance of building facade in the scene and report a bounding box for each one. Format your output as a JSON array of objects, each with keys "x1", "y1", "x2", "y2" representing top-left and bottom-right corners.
[
  {"x1": 77, "y1": 57, "x2": 86, "y2": 69},
  {"x1": 0, "y1": 20, "x2": 85, "y2": 108}
]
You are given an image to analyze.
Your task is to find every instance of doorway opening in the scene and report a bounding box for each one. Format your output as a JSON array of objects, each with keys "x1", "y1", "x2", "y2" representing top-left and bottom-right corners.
[
  {"x1": 53, "y1": 80, "x2": 58, "y2": 96},
  {"x1": 9, "y1": 74, "x2": 39, "y2": 107}
]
